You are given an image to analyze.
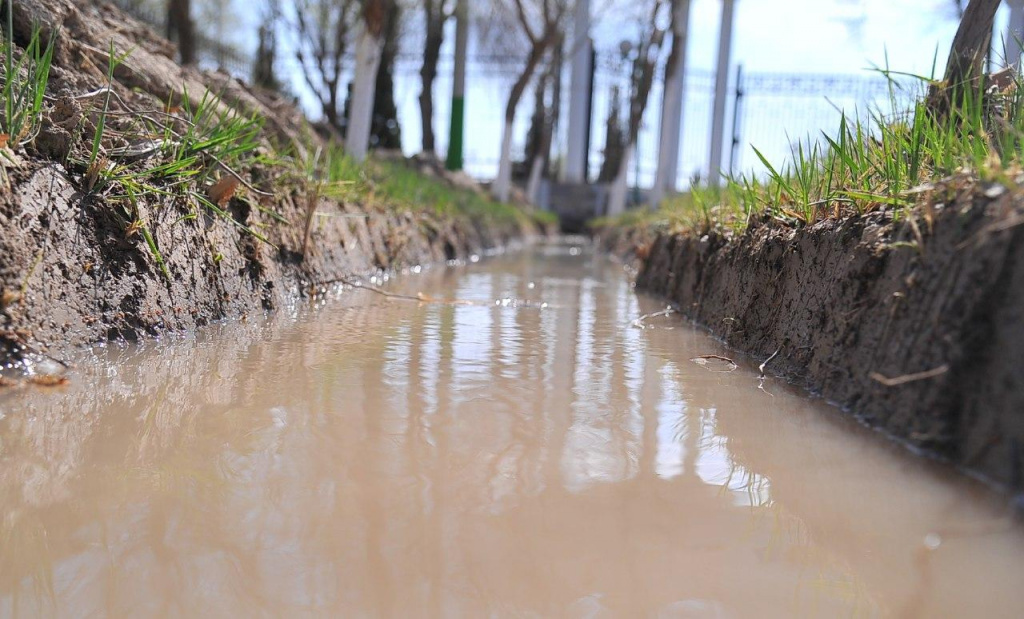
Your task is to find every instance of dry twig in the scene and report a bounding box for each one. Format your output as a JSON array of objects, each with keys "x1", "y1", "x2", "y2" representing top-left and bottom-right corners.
[
  {"x1": 631, "y1": 306, "x2": 676, "y2": 329},
  {"x1": 691, "y1": 355, "x2": 738, "y2": 372}
]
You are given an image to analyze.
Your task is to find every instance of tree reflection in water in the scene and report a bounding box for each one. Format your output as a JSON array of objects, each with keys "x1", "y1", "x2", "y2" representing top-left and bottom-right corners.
[{"x1": 0, "y1": 242, "x2": 1021, "y2": 617}]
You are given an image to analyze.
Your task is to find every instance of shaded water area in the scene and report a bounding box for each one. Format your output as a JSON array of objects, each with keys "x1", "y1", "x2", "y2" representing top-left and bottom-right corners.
[{"x1": 2, "y1": 240, "x2": 1024, "y2": 617}]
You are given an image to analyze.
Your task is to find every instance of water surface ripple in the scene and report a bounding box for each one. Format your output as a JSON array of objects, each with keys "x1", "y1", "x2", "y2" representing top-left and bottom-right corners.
[{"x1": 1, "y1": 241, "x2": 1022, "y2": 617}]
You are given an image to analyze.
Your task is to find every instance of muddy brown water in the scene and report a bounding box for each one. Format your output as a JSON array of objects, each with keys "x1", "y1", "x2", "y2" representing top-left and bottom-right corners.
[{"x1": 1, "y1": 240, "x2": 1023, "y2": 617}]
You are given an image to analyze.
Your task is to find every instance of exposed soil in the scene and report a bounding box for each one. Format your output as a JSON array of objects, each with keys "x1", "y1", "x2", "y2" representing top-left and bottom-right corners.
[
  {"x1": 604, "y1": 180, "x2": 1024, "y2": 492},
  {"x1": 0, "y1": 0, "x2": 540, "y2": 370}
]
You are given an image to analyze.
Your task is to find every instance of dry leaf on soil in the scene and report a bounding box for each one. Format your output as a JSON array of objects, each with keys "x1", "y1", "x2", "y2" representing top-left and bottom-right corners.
[{"x1": 208, "y1": 176, "x2": 241, "y2": 207}]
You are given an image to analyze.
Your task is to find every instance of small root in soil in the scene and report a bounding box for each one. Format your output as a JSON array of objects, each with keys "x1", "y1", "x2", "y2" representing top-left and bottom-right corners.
[
  {"x1": 759, "y1": 348, "x2": 781, "y2": 378},
  {"x1": 870, "y1": 364, "x2": 950, "y2": 387}
]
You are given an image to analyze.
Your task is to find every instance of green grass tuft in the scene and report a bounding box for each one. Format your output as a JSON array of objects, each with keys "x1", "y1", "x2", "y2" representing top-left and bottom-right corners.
[
  {"x1": 0, "y1": 2, "x2": 56, "y2": 148},
  {"x1": 365, "y1": 157, "x2": 528, "y2": 226}
]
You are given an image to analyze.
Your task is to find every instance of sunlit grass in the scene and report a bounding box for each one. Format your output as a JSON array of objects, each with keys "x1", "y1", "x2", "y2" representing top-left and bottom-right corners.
[
  {"x1": 616, "y1": 69, "x2": 1024, "y2": 236},
  {"x1": 362, "y1": 156, "x2": 535, "y2": 227},
  {"x1": 289, "y1": 145, "x2": 542, "y2": 256},
  {"x1": 75, "y1": 60, "x2": 273, "y2": 270}
]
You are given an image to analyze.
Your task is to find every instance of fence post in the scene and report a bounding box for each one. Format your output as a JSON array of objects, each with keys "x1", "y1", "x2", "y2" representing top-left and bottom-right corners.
[
  {"x1": 445, "y1": 0, "x2": 469, "y2": 171},
  {"x1": 584, "y1": 46, "x2": 596, "y2": 182},
  {"x1": 729, "y1": 63, "x2": 744, "y2": 177},
  {"x1": 564, "y1": 0, "x2": 592, "y2": 182}
]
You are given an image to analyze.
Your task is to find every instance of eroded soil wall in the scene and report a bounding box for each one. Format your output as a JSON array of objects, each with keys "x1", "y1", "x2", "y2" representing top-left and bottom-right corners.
[
  {"x1": 1, "y1": 162, "x2": 527, "y2": 363},
  {"x1": 625, "y1": 191, "x2": 1024, "y2": 490}
]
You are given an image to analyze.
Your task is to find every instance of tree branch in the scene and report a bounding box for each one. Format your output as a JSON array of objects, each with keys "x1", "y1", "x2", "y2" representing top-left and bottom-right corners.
[{"x1": 513, "y1": 0, "x2": 538, "y2": 44}]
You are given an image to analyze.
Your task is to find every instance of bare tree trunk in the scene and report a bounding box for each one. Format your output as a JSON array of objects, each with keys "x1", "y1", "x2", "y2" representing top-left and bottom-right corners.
[
  {"x1": 607, "y1": 1, "x2": 667, "y2": 216},
  {"x1": 493, "y1": 42, "x2": 548, "y2": 203},
  {"x1": 525, "y1": 72, "x2": 547, "y2": 165},
  {"x1": 419, "y1": 0, "x2": 448, "y2": 154},
  {"x1": 525, "y1": 154, "x2": 545, "y2": 205},
  {"x1": 349, "y1": 30, "x2": 384, "y2": 161},
  {"x1": 930, "y1": 0, "x2": 1000, "y2": 115},
  {"x1": 348, "y1": 0, "x2": 389, "y2": 161},
  {"x1": 491, "y1": 0, "x2": 570, "y2": 203},
  {"x1": 527, "y1": 42, "x2": 563, "y2": 204},
  {"x1": 651, "y1": 0, "x2": 690, "y2": 206},
  {"x1": 607, "y1": 92, "x2": 655, "y2": 216},
  {"x1": 166, "y1": 0, "x2": 195, "y2": 65},
  {"x1": 607, "y1": 145, "x2": 631, "y2": 216},
  {"x1": 598, "y1": 87, "x2": 625, "y2": 183},
  {"x1": 253, "y1": 0, "x2": 281, "y2": 90},
  {"x1": 326, "y1": 82, "x2": 340, "y2": 129},
  {"x1": 292, "y1": 0, "x2": 352, "y2": 132},
  {"x1": 371, "y1": 4, "x2": 402, "y2": 149},
  {"x1": 494, "y1": 120, "x2": 517, "y2": 201}
]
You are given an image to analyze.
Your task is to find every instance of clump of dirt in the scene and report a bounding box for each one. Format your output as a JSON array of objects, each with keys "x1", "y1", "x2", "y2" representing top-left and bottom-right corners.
[
  {"x1": 593, "y1": 219, "x2": 662, "y2": 265},
  {"x1": 616, "y1": 178, "x2": 1024, "y2": 492},
  {"x1": 0, "y1": 0, "x2": 540, "y2": 372}
]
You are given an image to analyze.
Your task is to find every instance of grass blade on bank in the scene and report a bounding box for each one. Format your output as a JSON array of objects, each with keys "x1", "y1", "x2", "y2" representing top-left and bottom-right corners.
[
  {"x1": 643, "y1": 66, "x2": 1024, "y2": 233},
  {"x1": 1, "y1": 1, "x2": 57, "y2": 148}
]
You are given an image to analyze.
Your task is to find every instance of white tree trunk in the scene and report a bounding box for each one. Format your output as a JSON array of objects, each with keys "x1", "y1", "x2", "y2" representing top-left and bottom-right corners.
[
  {"x1": 708, "y1": 0, "x2": 735, "y2": 186},
  {"x1": 525, "y1": 155, "x2": 545, "y2": 204},
  {"x1": 492, "y1": 120, "x2": 515, "y2": 202},
  {"x1": 607, "y1": 145, "x2": 632, "y2": 216},
  {"x1": 650, "y1": 68, "x2": 683, "y2": 206},
  {"x1": 348, "y1": 25, "x2": 384, "y2": 163},
  {"x1": 651, "y1": 0, "x2": 690, "y2": 206}
]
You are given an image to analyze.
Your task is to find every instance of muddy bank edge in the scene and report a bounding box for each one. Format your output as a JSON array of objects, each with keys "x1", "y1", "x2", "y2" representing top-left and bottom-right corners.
[
  {"x1": 0, "y1": 160, "x2": 538, "y2": 366},
  {"x1": 602, "y1": 187, "x2": 1024, "y2": 492}
]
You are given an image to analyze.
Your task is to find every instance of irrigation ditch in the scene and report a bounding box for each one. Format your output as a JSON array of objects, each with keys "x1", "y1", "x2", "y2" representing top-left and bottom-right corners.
[{"x1": 4, "y1": 0, "x2": 1023, "y2": 501}]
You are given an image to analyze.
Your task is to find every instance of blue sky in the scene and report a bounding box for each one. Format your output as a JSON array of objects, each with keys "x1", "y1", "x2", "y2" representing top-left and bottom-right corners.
[{"x1": 678, "y1": 0, "x2": 962, "y2": 75}]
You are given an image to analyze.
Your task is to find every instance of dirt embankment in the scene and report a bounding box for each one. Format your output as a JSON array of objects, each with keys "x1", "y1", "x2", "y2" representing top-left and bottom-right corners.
[
  {"x1": 1, "y1": 1, "x2": 541, "y2": 369},
  {"x1": 604, "y1": 182, "x2": 1024, "y2": 491}
]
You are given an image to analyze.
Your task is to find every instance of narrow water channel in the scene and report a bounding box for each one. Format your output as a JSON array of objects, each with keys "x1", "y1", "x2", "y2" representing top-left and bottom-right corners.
[{"x1": 1, "y1": 240, "x2": 1023, "y2": 617}]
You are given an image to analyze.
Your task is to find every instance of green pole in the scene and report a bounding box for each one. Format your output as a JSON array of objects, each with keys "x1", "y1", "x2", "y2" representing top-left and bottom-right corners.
[
  {"x1": 446, "y1": 97, "x2": 464, "y2": 171},
  {"x1": 446, "y1": 0, "x2": 468, "y2": 171}
]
